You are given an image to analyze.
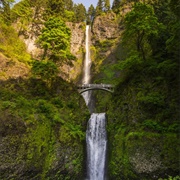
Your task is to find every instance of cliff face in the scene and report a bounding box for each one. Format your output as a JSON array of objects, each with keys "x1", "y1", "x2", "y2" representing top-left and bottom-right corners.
[
  {"x1": 0, "y1": 53, "x2": 29, "y2": 80},
  {"x1": 92, "y1": 12, "x2": 119, "y2": 42},
  {"x1": 106, "y1": 76, "x2": 179, "y2": 179},
  {"x1": 62, "y1": 22, "x2": 85, "y2": 82},
  {"x1": 0, "y1": 76, "x2": 89, "y2": 179},
  {"x1": 16, "y1": 20, "x2": 85, "y2": 82},
  {"x1": 90, "y1": 12, "x2": 121, "y2": 78},
  {"x1": 0, "y1": 3, "x2": 179, "y2": 179},
  {"x1": 0, "y1": 18, "x2": 88, "y2": 179},
  {"x1": 91, "y1": 11, "x2": 179, "y2": 179}
]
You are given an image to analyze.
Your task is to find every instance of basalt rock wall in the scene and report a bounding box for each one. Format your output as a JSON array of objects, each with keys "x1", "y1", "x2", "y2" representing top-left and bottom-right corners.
[{"x1": 90, "y1": 11, "x2": 179, "y2": 180}]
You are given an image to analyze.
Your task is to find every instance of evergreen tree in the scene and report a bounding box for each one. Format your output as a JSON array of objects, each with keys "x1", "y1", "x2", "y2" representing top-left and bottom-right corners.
[
  {"x1": 11, "y1": 0, "x2": 33, "y2": 34},
  {"x1": 37, "y1": 17, "x2": 73, "y2": 62},
  {"x1": 0, "y1": 0, "x2": 14, "y2": 23},
  {"x1": 87, "y1": 4, "x2": 95, "y2": 24},
  {"x1": 112, "y1": 0, "x2": 121, "y2": 13},
  {"x1": 122, "y1": 2, "x2": 162, "y2": 61},
  {"x1": 104, "y1": 0, "x2": 110, "y2": 12},
  {"x1": 74, "y1": 3, "x2": 86, "y2": 22},
  {"x1": 65, "y1": 0, "x2": 73, "y2": 11},
  {"x1": 96, "y1": 0, "x2": 103, "y2": 15},
  {"x1": 46, "y1": 0, "x2": 65, "y2": 17},
  {"x1": 147, "y1": 0, "x2": 171, "y2": 60},
  {"x1": 96, "y1": 0, "x2": 111, "y2": 15},
  {"x1": 167, "y1": 0, "x2": 180, "y2": 58}
]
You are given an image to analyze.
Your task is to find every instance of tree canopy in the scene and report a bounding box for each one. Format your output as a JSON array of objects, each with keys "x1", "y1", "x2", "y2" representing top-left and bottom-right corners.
[
  {"x1": 122, "y1": 2, "x2": 163, "y2": 61},
  {"x1": 87, "y1": 4, "x2": 95, "y2": 24},
  {"x1": 37, "y1": 17, "x2": 73, "y2": 62},
  {"x1": 96, "y1": 0, "x2": 111, "y2": 15},
  {"x1": 0, "y1": 0, "x2": 15, "y2": 23},
  {"x1": 73, "y1": 3, "x2": 86, "y2": 22},
  {"x1": 112, "y1": 0, "x2": 121, "y2": 13}
]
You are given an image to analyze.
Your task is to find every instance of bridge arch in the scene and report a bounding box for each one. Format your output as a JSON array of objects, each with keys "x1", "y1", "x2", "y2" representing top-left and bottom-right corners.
[{"x1": 77, "y1": 84, "x2": 114, "y2": 94}]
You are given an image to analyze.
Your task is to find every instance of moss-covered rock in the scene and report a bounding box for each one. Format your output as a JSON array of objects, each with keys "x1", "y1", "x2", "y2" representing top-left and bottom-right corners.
[
  {"x1": 0, "y1": 77, "x2": 89, "y2": 179},
  {"x1": 106, "y1": 71, "x2": 179, "y2": 179}
]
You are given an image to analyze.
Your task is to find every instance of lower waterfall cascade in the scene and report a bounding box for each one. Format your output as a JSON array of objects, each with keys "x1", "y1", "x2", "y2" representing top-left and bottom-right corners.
[{"x1": 86, "y1": 113, "x2": 107, "y2": 180}]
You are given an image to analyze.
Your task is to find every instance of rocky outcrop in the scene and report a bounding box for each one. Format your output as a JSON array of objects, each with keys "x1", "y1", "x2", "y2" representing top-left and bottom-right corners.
[
  {"x1": 0, "y1": 77, "x2": 88, "y2": 179},
  {"x1": 105, "y1": 70, "x2": 179, "y2": 179},
  {"x1": 91, "y1": 11, "x2": 179, "y2": 180},
  {"x1": 0, "y1": 53, "x2": 29, "y2": 80},
  {"x1": 66, "y1": 22, "x2": 85, "y2": 58},
  {"x1": 63, "y1": 22, "x2": 85, "y2": 82},
  {"x1": 92, "y1": 12, "x2": 120, "y2": 42},
  {"x1": 90, "y1": 12, "x2": 122, "y2": 78},
  {"x1": 15, "y1": 20, "x2": 85, "y2": 82}
]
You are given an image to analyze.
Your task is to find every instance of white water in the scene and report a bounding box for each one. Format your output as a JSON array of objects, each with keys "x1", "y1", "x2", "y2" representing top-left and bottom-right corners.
[
  {"x1": 83, "y1": 25, "x2": 91, "y2": 84},
  {"x1": 82, "y1": 25, "x2": 107, "y2": 180},
  {"x1": 86, "y1": 113, "x2": 107, "y2": 180},
  {"x1": 82, "y1": 25, "x2": 92, "y2": 107}
]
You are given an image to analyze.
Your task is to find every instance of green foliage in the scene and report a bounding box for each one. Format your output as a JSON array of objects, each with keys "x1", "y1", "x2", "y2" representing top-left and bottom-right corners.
[
  {"x1": 115, "y1": 51, "x2": 143, "y2": 70},
  {"x1": 73, "y1": 3, "x2": 86, "y2": 22},
  {"x1": 64, "y1": 9, "x2": 75, "y2": 22},
  {"x1": 1, "y1": 100, "x2": 16, "y2": 109},
  {"x1": 31, "y1": 60, "x2": 58, "y2": 86},
  {"x1": 142, "y1": 119, "x2": 179, "y2": 133},
  {"x1": 165, "y1": 6, "x2": 180, "y2": 59},
  {"x1": 112, "y1": 0, "x2": 121, "y2": 13},
  {"x1": 87, "y1": 4, "x2": 95, "y2": 24},
  {"x1": 46, "y1": 0, "x2": 65, "y2": 17},
  {"x1": 96, "y1": 0, "x2": 111, "y2": 14},
  {"x1": 11, "y1": 0, "x2": 33, "y2": 26},
  {"x1": 91, "y1": 1, "x2": 179, "y2": 179},
  {"x1": 159, "y1": 176, "x2": 180, "y2": 180},
  {"x1": 64, "y1": 0, "x2": 74, "y2": 11},
  {"x1": 104, "y1": 0, "x2": 111, "y2": 12},
  {"x1": 50, "y1": 97, "x2": 64, "y2": 108},
  {"x1": 0, "y1": 75, "x2": 89, "y2": 179},
  {"x1": 96, "y1": 0, "x2": 103, "y2": 15},
  {"x1": 37, "y1": 17, "x2": 74, "y2": 62},
  {"x1": 123, "y1": 2, "x2": 163, "y2": 60},
  {"x1": 91, "y1": 39, "x2": 116, "y2": 75},
  {"x1": 137, "y1": 91, "x2": 165, "y2": 107},
  {"x1": 0, "y1": 0, "x2": 15, "y2": 23},
  {"x1": 142, "y1": 119, "x2": 165, "y2": 132},
  {"x1": 0, "y1": 21, "x2": 31, "y2": 63}
]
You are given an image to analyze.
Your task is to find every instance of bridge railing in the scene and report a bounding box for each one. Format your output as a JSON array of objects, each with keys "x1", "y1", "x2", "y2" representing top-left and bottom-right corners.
[
  {"x1": 77, "y1": 84, "x2": 114, "y2": 89},
  {"x1": 77, "y1": 84, "x2": 114, "y2": 93}
]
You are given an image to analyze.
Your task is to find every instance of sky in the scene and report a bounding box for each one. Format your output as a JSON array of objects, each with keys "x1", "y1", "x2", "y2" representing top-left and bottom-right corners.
[
  {"x1": 73, "y1": 0, "x2": 113, "y2": 9},
  {"x1": 15, "y1": 0, "x2": 113, "y2": 10}
]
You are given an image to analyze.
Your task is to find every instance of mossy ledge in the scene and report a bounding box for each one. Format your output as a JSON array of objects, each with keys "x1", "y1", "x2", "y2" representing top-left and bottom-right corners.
[{"x1": 0, "y1": 77, "x2": 89, "y2": 179}]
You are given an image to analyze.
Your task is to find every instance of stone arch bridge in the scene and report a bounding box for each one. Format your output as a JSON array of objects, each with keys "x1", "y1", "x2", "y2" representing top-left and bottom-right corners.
[{"x1": 77, "y1": 84, "x2": 114, "y2": 94}]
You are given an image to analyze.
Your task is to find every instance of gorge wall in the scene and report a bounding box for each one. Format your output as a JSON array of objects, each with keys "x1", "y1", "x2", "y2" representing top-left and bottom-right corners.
[
  {"x1": 16, "y1": 19, "x2": 85, "y2": 82},
  {"x1": 0, "y1": 75, "x2": 89, "y2": 179},
  {"x1": 0, "y1": 14, "x2": 89, "y2": 179},
  {"x1": 90, "y1": 11, "x2": 179, "y2": 180},
  {"x1": 0, "y1": 4, "x2": 179, "y2": 179}
]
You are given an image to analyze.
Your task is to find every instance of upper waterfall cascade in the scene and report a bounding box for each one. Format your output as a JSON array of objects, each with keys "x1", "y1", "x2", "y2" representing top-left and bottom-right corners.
[{"x1": 83, "y1": 25, "x2": 91, "y2": 84}]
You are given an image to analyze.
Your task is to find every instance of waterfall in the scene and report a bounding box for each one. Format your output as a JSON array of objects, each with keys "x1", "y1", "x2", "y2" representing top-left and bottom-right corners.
[
  {"x1": 82, "y1": 25, "x2": 92, "y2": 108},
  {"x1": 82, "y1": 25, "x2": 107, "y2": 180},
  {"x1": 86, "y1": 113, "x2": 107, "y2": 180},
  {"x1": 83, "y1": 25, "x2": 91, "y2": 84}
]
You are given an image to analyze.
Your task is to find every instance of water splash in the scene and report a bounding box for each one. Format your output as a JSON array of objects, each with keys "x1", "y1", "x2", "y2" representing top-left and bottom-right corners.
[{"x1": 86, "y1": 113, "x2": 107, "y2": 180}]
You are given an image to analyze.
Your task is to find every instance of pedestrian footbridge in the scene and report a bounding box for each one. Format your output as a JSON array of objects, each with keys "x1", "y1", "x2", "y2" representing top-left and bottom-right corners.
[{"x1": 77, "y1": 84, "x2": 114, "y2": 94}]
